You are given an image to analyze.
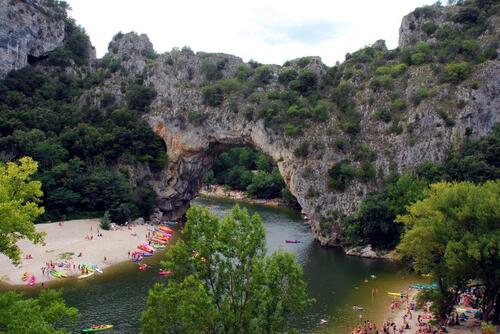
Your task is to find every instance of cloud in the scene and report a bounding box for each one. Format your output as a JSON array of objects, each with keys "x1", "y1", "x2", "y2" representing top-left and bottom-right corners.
[{"x1": 65, "y1": 0, "x2": 434, "y2": 66}]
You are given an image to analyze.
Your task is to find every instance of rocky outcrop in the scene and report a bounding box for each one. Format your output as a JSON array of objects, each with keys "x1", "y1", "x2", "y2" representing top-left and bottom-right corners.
[
  {"x1": 345, "y1": 245, "x2": 394, "y2": 259},
  {"x1": 0, "y1": 0, "x2": 66, "y2": 78}
]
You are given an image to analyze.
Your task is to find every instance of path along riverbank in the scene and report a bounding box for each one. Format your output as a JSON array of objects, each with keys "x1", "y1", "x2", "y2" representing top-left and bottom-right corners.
[{"x1": 0, "y1": 219, "x2": 153, "y2": 286}]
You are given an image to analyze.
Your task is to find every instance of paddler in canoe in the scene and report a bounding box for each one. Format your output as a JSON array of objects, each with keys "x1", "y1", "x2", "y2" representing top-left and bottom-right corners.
[{"x1": 81, "y1": 324, "x2": 113, "y2": 332}]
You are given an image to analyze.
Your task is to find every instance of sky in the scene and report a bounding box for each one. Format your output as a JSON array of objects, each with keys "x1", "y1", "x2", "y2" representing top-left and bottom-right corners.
[{"x1": 65, "y1": 0, "x2": 434, "y2": 66}]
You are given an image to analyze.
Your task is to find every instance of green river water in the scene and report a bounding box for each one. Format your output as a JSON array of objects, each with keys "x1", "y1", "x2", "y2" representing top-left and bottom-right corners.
[{"x1": 4, "y1": 197, "x2": 422, "y2": 333}]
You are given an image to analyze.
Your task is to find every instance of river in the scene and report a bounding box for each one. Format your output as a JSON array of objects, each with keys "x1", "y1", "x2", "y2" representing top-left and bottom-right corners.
[{"x1": 6, "y1": 197, "x2": 421, "y2": 333}]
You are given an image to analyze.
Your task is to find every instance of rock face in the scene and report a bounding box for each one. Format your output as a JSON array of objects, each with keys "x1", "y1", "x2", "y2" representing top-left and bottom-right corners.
[
  {"x1": 2, "y1": 2, "x2": 499, "y2": 247},
  {"x1": 0, "y1": 0, "x2": 66, "y2": 78}
]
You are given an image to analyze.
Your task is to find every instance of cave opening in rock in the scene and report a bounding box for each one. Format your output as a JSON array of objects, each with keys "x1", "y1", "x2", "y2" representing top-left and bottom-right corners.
[{"x1": 199, "y1": 145, "x2": 300, "y2": 209}]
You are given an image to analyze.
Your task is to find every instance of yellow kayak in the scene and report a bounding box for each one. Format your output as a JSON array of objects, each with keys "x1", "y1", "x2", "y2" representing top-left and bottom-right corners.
[
  {"x1": 387, "y1": 292, "x2": 406, "y2": 297},
  {"x1": 78, "y1": 272, "x2": 95, "y2": 280}
]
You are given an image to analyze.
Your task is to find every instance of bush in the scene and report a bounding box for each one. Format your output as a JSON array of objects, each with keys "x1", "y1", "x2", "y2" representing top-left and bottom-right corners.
[
  {"x1": 100, "y1": 210, "x2": 111, "y2": 230},
  {"x1": 254, "y1": 65, "x2": 273, "y2": 85},
  {"x1": 358, "y1": 161, "x2": 376, "y2": 182},
  {"x1": 278, "y1": 68, "x2": 298, "y2": 85},
  {"x1": 201, "y1": 59, "x2": 223, "y2": 81},
  {"x1": 289, "y1": 70, "x2": 318, "y2": 95},
  {"x1": 202, "y1": 85, "x2": 224, "y2": 106},
  {"x1": 422, "y1": 22, "x2": 438, "y2": 36},
  {"x1": 443, "y1": 62, "x2": 471, "y2": 83},
  {"x1": 328, "y1": 160, "x2": 356, "y2": 190},
  {"x1": 126, "y1": 84, "x2": 156, "y2": 112}
]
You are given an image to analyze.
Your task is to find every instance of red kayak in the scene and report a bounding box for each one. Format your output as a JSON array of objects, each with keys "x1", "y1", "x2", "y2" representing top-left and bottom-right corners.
[
  {"x1": 159, "y1": 270, "x2": 174, "y2": 276},
  {"x1": 138, "y1": 243, "x2": 155, "y2": 253},
  {"x1": 150, "y1": 237, "x2": 167, "y2": 244},
  {"x1": 159, "y1": 226, "x2": 174, "y2": 234},
  {"x1": 139, "y1": 264, "x2": 148, "y2": 271}
]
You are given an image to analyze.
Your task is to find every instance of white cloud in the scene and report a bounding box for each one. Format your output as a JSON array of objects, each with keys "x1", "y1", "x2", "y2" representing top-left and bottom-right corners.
[{"x1": 66, "y1": 0, "x2": 434, "y2": 66}]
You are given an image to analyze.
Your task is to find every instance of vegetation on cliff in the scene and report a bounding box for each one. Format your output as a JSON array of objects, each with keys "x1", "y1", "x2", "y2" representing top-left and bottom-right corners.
[
  {"x1": 0, "y1": 21, "x2": 166, "y2": 223},
  {"x1": 338, "y1": 124, "x2": 500, "y2": 250}
]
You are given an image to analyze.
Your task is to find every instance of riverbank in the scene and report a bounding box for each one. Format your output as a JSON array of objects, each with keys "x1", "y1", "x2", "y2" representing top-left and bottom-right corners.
[
  {"x1": 383, "y1": 288, "x2": 481, "y2": 334},
  {"x1": 199, "y1": 185, "x2": 288, "y2": 208},
  {"x1": 0, "y1": 219, "x2": 153, "y2": 286}
]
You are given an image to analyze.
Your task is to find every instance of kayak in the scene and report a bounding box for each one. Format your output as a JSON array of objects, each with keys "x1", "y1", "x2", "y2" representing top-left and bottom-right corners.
[
  {"x1": 139, "y1": 264, "x2": 147, "y2": 271},
  {"x1": 82, "y1": 265, "x2": 95, "y2": 273},
  {"x1": 78, "y1": 272, "x2": 95, "y2": 280},
  {"x1": 152, "y1": 243, "x2": 165, "y2": 249},
  {"x1": 159, "y1": 270, "x2": 174, "y2": 276},
  {"x1": 92, "y1": 265, "x2": 103, "y2": 274},
  {"x1": 285, "y1": 240, "x2": 301, "y2": 244},
  {"x1": 138, "y1": 243, "x2": 155, "y2": 253},
  {"x1": 49, "y1": 269, "x2": 67, "y2": 278},
  {"x1": 387, "y1": 292, "x2": 407, "y2": 297},
  {"x1": 151, "y1": 237, "x2": 167, "y2": 244},
  {"x1": 28, "y1": 275, "x2": 36, "y2": 286},
  {"x1": 153, "y1": 233, "x2": 170, "y2": 240},
  {"x1": 142, "y1": 251, "x2": 153, "y2": 257},
  {"x1": 159, "y1": 226, "x2": 174, "y2": 234},
  {"x1": 165, "y1": 221, "x2": 178, "y2": 227},
  {"x1": 81, "y1": 324, "x2": 113, "y2": 332},
  {"x1": 22, "y1": 272, "x2": 30, "y2": 281},
  {"x1": 132, "y1": 256, "x2": 143, "y2": 263}
]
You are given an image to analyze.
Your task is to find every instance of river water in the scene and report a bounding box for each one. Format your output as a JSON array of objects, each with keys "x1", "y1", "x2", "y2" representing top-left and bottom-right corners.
[{"x1": 5, "y1": 197, "x2": 421, "y2": 333}]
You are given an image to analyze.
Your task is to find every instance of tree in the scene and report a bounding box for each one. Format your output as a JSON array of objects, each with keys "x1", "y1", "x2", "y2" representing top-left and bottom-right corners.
[
  {"x1": 100, "y1": 210, "x2": 111, "y2": 230},
  {"x1": 0, "y1": 157, "x2": 45, "y2": 264},
  {"x1": 0, "y1": 289, "x2": 78, "y2": 333},
  {"x1": 141, "y1": 205, "x2": 313, "y2": 333},
  {"x1": 397, "y1": 181, "x2": 500, "y2": 322}
]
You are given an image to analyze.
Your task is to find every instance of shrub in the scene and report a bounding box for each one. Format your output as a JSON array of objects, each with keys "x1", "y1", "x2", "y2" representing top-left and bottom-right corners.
[
  {"x1": 374, "y1": 109, "x2": 392, "y2": 123},
  {"x1": 126, "y1": 84, "x2": 156, "y2": 112},
  {"x1": 278, "y1": 68, "x2": 298, "y2": 85},
  {"x1": 334, "y1": 138, "x2": 347, "y2": 151},
  {"x1": 201, "y1": 59, "x2": 223, "y2": 81},
  {"x1": 358, "y1": 161, "x2": 376, "y2": 182},
  {"x1": 100, "y1": 210, "x2": 111, "y2": 230},
  {"x1": 443, "y1": 62, "x2": 471, "y2": 83},
  {"x1": 188, "y1": 111, "x2": 208, "y2": 124},
  {"x1": 328, "y1": 160, "x2": 356, "y2": 190},
  {"x1": 289, "y1": 70, "x2": 318, "y2": 95},
  {"x1": 411, "y1": 88, "x2": 430, "y2": 105},
  {"x1": 254, "y1": 65, "x2": 273, "y2": 85},
  {"x1": 436, "y1": 108, "x2": 455, "y2": 127},
  {"x1": 284, "y1": 124, "x2": 301, "y2": 137},
  {"x1": 202, "y1": 85, "x2": 224, "y2": 106},
  {"x1": 390, "y1": 98, "x2": 407, "y2": 111},
  {"x1": 422, "y1": 22, "x2": 438, "y2": 36}
]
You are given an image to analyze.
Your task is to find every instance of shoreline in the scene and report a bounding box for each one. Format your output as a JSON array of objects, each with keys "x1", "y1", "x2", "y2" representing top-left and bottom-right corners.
[
  {"x1": 0, "y1": 219, "x2": 157, "y2": 287},
  {"x1": 380, "y1": 287, "x2": 481, "y2": 334},
  {"x1": 199, "y1": 185, "x2": 291, "y2": 209}
]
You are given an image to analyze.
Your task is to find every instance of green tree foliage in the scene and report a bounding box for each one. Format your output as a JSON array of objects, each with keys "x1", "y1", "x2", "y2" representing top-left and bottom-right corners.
[
  {"x1": 342, "y1": 174, "x2": 427, "y2": 249},
  {"x1": 0, "y1": 63, "x2": 165, "y2": 223},
  {"x1": 205, "y1": 147, "x2": 295, "y2": 202},
  {"x1": 126, "y1": 84, "x2": 157, "y2": 112},
  {"x1": 100, "y1": 210, "x2": 111, "y2": 230},
  {"x1": 141, "y1": 205, "x2": 313, "y2": 333},
  {"x1": 202, "y1": 85, "x2": 224, "y2": 107},
  {"x1": 397, "y1": 181, "x2": 500, "y2": 321},
  {"x1": 328, "y1": 160, "x2": 356, "y2": 190},
  {"x1": 0, "y1": 289, "x2": 79, "y2": 333},
  {"x1": 0, "y1": 157, "x2": 45, "y2": 264}
]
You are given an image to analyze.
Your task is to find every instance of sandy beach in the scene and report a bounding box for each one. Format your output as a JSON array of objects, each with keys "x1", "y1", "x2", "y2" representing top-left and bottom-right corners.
[
  {"x1": 0, "y1": 219, "x2": 154, "y2": 286},
  {"x1": 385, "y1": 288, "x2": 481, "y2": 334}
]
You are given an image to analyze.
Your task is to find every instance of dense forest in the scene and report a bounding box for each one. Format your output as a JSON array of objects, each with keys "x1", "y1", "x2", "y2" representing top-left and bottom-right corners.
[{"x1": 0, "y1": 19, "x2": 166, "y2": 223}]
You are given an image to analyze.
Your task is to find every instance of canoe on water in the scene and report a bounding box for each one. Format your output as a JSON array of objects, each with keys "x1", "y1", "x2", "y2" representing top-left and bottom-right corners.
[
  {"x1": 81, "y1": 324, "x2": 113, "y2": 332},
  {"x1": 78, "y1": 272, "x2": 95, "y2": 280},
  {"x1": 387, "y1": 292, "x2": 407, "y2": 297},
  {"x1": 285, "y1": 240, "x2": 301, "y2": 244}
]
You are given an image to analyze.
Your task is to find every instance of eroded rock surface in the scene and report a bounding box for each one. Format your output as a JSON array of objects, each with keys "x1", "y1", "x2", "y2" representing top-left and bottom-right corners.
[{"x1": 0, "y1": 0, "x2": 66, "y2": 78}]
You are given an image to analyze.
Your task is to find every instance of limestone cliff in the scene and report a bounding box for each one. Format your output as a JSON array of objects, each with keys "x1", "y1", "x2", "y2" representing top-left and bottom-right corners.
[
  {"x1": 2, "y1": 1, "x2": 499, "y2": 247},
  {"x1": 0, "y1": 0, "x2": 66, "y2": 78}
]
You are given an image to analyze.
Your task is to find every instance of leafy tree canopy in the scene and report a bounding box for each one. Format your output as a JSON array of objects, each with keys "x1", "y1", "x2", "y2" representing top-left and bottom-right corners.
[{"x1": 141, "y1": 205, "x2": 313, "y2": 333}]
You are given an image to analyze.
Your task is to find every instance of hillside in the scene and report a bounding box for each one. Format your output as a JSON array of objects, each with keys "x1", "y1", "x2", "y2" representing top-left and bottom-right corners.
[{"x1": 0, "y1": 0, "x2": 498, "y2": 249}]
